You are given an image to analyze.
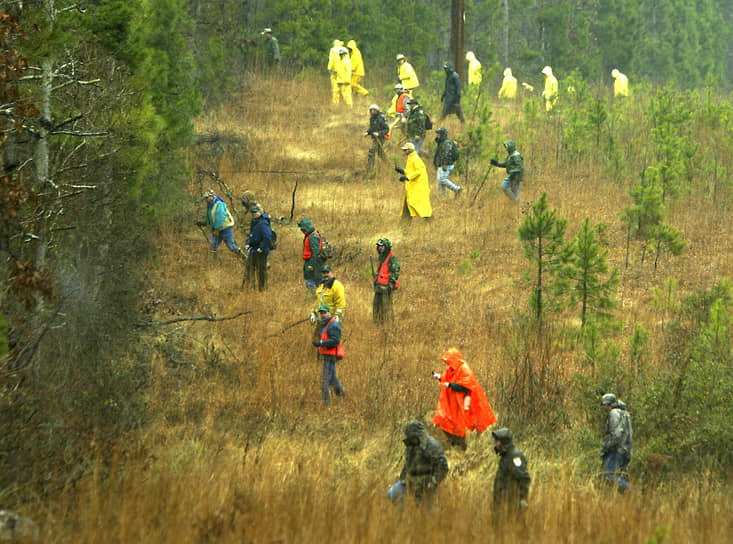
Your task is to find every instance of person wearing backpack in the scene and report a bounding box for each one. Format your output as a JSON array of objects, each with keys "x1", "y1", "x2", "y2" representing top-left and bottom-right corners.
[
  {"x1": 196, "y1": 189, "x2": 245, "y2": 259},
  {"x1": 406, "y1": 97, "x2": 429, "y2": 157},
  {"x1": 600, "y1": 393, "x2": 633, "y2": 493},
  {"x1": 244, "y1": 204, "x2": 272, "y2": 291},
  {"x1": 490, "y1": 139, "x2": 524, "y2": 201},
  {"x1": 297, "y1": 217, "x2": 327, "y2": 296},
  {"x1": 433, "y1": 127, "x2": 462, "y2": 197}
]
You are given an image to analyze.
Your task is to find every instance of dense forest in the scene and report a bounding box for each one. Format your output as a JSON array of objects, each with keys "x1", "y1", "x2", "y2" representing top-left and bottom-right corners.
[{"x1": 1, "y1": 1, "x2": 732, "y2": 542}]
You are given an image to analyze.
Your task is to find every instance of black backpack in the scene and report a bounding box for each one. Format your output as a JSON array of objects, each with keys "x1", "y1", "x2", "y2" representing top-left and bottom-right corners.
[
  {"x1": 424, "y1": 112, "x2": 433, "y2": 130},
  {"x1": 269, "y1": 228, "x2": 278, "y2": 250},
  {"x1": 449, "y1": 140, "x2": 460, "y2": 163}
]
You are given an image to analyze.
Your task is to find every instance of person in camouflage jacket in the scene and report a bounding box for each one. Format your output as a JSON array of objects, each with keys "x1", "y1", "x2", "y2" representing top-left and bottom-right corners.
[
  {"x1": 388, "y1": 420, "x2": 448, "y2": 506},
  {"x1": 406, "y1": 97, "x2": 428, "y2": 156},
  {"x1": 600, "y1": 393, "x2": 632, "y2": 492},
  {"x1": 373, "y1": 237, "x2": 400, "y2": 323},
  {"x1": 433, "y1": 127, "x2": 462, "y2": 196},
  {"x1": 365, "y1": 104, "x2": 390, "y2": 173},
  {"x1": 490, "y1": 139, "x2": 524, "y2": 201}
]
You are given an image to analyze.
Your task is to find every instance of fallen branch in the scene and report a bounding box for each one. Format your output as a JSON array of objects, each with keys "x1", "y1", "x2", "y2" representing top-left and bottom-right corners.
[{"x1": 135, "y1": 310, "x2": 251, "y2": 327}]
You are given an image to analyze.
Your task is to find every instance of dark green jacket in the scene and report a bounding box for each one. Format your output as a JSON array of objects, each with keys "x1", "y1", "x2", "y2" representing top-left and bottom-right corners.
[
  {"x1": 297, "y1": 217, "x2": 325, "y2": 282},
  {"x1": 399, "y1": 421, "x2": 449, "y2": 501},
  {"x1": 441, "y1": 61, "x2": 461, "y2": 106},
  {"x1": 493, "y1": 429, "x2": 531, "y2": 511}
]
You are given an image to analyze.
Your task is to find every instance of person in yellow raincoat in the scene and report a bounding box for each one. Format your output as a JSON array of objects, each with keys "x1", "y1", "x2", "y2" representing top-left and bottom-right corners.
[
  {"x1": 465, "y1": 51, "x2": 482, "y2": 86},
  {"x1": 334, "y1": 47, "x2": 352, "y2": 107},
  {"x1": 396, "y1": 53, "x2": 419, "y2": 93},
  {"x1": 347, "y1": 40, "x2": 368, "y2": 96},
  {"x1": 328, "y1": 40, "x2": 344, "y2": 104},
  {"x1": 541, "y1": 65, "x2": 558, "y2": 111},
  {"x1": 611, "y1": 68, "x2": 629, "y2": 97},
  {"x1": 498, "y1": 67, "x2": 517, "y2": 99},
  {"x1": 395, "y1": 142, "x2": 432, "y2": 219}
]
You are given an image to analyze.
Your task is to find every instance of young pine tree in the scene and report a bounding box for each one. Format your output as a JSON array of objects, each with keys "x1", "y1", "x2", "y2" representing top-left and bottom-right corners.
[
  {"x1": 518, "y1": 192, "x2": 567, "y2": 330},
  {"x1": 556, "y1": 217, "x2": 620, "y2": 328}
]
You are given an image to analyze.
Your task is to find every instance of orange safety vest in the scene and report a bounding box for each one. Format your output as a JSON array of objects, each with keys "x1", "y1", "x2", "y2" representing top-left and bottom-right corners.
[
  {"x1": 318, "y1": 317, "x2": 344, "y2": 358},
  {"x1": 396, "y1": 93, "x2": 408, "y2": 114},
  {"x1": 302, "y1": 230, "x2": 322, "y2": 260},
  {"x1": 375, "y1": 252, "x2": 399, "y2": 289}
]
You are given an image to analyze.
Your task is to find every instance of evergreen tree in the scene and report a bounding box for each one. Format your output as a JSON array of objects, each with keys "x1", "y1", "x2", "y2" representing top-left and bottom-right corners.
[
  {"x1": 556, "y1": 218, "x2": 620, "y2": 327},
  {"x1": 518, "y1": 192, "x2": 567, "y2": 329}
]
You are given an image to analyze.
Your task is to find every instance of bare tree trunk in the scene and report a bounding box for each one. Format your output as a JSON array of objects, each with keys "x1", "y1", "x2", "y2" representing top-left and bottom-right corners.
[
  {"x1": 503, "y1": 0, "x2": 509, "y2": 66},
  {"x1": 451, "y1": 0, "x2": 465, "y2": 87}
]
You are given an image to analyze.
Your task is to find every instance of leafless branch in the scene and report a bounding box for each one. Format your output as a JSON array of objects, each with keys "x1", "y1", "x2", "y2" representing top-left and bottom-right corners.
[
  {"x1": 49, "y1": 130, "x2": 108, "y2": 137},
  {"x1": 134, "y1": 311, "x2": 252, "y2": 328}
]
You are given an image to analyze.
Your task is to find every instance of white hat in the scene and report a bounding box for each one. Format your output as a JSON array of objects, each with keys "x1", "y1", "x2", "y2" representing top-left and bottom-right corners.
[
  {"x1": 401, "y1": 142, "x2": 415, "y2": 152},
  {"x1": 396, "y1": 53, "x2": 406, "y2": 61}
]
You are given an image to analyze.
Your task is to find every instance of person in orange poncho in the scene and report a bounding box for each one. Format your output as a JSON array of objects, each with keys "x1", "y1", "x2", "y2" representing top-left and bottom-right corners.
[{"x1": 432, "y1": 347, "x2": 496, "y2": 450}]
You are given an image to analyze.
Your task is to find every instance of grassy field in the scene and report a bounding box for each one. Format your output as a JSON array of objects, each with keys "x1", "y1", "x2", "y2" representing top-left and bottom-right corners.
[{"x1": 31, "y1": 73, "x2": 733, "y2": 543}]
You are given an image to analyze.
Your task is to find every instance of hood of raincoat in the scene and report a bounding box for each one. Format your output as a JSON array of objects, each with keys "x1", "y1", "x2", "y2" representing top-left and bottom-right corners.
[
  {"x1": 403, "y1": 420, "x2": 429, "y2": 449},
  {"x1": 504, "y1": 67, "x2": 513, "y2": 77},
  {"x1": 441, "y1": 347, "x2": 465, "y2": 370},
  {"x1": 542, "y1": 65, "x2": 553, "y2": 77},
  {"x1": 333, "y1": 40, "x2": 343, "y2": 47},
  {"x1": 611, "y1": 68, "x2": 620, "y2": 78},
  {"x1": 492, "y1": 428, "x2": 515, "y2": 455},
  {"x1": 443, "y1": 61, "x2": 455, "y2": 72},
  {"x1": 347, "y1": 39, "x2": 357, "y2": 50},
  {"x1": 466, "y1": 51, "x2": 476, "y2": 62},
  {"x1": 504, "y1": 139, "x2": 516, "y2": 154},
  {"x1": 376, "y1": 237, "x2": 392, "y2": 253},
  {"x1": 297, "y1": 217, "x2": 315, "y2": 234},
  {"x1": 435, "y1": 127, "x2": 448, "y2": 143}
]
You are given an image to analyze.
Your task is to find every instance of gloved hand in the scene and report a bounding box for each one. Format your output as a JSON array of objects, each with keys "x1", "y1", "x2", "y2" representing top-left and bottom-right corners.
[
  {"x1": 399, "y1": 175, "x2": 408, "y2": 182},
  {"x1": 333, "y1": 315, "x2": 340, "y2": 322},
  {"x1": 490, "y1": 158, "x2": 499, "y2": 166},
  {"x1": 312, "y1": 340, "x2": 321, "y2": 347},
  {"x1": 463, "y1": 395, "x2": 471, "y2": 411},
  {"x1": 432, "y1": 372, "x2": 441, "y2": 380},
  {"x1": 256, "y1": 248, "x2": 263, "y2": 253},
  {"x1": 310, "y1": 312, "x2": 317, "y2": 324},
  {"x1": 394, "y1": 166, "x2": 405, "y2": 175},
  {"x1": 195, "y1": 219, "x2": 205, "y2": 227},
  {"x1": 519, "y1": 499, "x2": 529, "y2": 510},
  {"x1": 306, "y1": 265, "x2": 314, "y2": 272},
  {"x1": 213, "y1": 229, "x2": 220, "y2": 237},
  {"x1": 442, "y1": 382, "x2": 449, "y2": 388}
]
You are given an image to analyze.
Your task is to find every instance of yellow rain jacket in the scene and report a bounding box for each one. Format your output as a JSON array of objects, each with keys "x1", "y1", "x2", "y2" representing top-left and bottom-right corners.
[
  {"x1": 398, "y1": 60, "x2": 420, "y2": 91},
  {"x1": 328, "y1": 40, "x2": 343, "y2": 103},
  {"x1": 335, "y1": 54, "x2": 351, "y2": 84},
  {"x1": 347, "y1": 40, "x2": 364, "y2": 77},
  {"x1": 498, "y1": 67, "x2": 517, "y2": 99},
  {"x1": 612, "y1": 69, "x2": 629, "y2": 97},
  {"x1": 313, "y1": 279, "x2": 346, "y2": 321},
  {"x1": 541, "y1": 65, "x2": 558, "y2": 111},
  {"x1": 465, "y1": 51, "x2": 482, "y2": 86},
  {"x1": 401, "y1": 152, "x2": 432, "y2": 218}
]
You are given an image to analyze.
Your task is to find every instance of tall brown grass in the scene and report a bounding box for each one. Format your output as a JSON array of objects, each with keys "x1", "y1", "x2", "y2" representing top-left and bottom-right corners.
[{"x1": 31, "y1": 73, "x2": 732, "y2": 542}]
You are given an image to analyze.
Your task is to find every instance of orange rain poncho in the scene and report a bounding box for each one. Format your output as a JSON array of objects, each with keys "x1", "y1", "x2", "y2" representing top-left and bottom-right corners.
[{"x1": 432, "y1": 347, "x2": 496, "y2": 437}]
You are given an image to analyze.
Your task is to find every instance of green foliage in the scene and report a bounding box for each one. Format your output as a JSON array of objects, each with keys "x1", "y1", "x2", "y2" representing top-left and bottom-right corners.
[
  {"x1": 556, "y1": 218, "x2": 620, "y2": 327},
  {"x1": 518, "y1": 193, "x2": 568, "y2": 327}
]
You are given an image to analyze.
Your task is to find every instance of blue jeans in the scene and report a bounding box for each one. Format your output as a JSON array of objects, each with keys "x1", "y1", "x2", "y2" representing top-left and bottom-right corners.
[
  {"x1": 387, "y1": 480, "x2": 406, "y2": 502},
  {"x1": 437, "y1": 165, "x2": 460, "y2": 195},
  {"x1": 412, "y1": 135, "x2": 426, "y2": 155},
  {"x1": 210, "y1": 227, "x2": 239, "y2": 252},
  {"x1": 602, "y1": 451, "x2": 630, "y2": 491},
  {"x1": 502, "y1": 177, "x2": 520, "y2": 201},
  {"x1": 320, "y1": 355, "x2": 344, "y2": 405}
]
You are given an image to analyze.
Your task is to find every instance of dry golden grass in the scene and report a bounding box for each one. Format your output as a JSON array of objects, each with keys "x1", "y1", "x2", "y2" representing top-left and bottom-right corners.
[{"x1": 35, "y1": 74, "x2": 733, "y2": 542}]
